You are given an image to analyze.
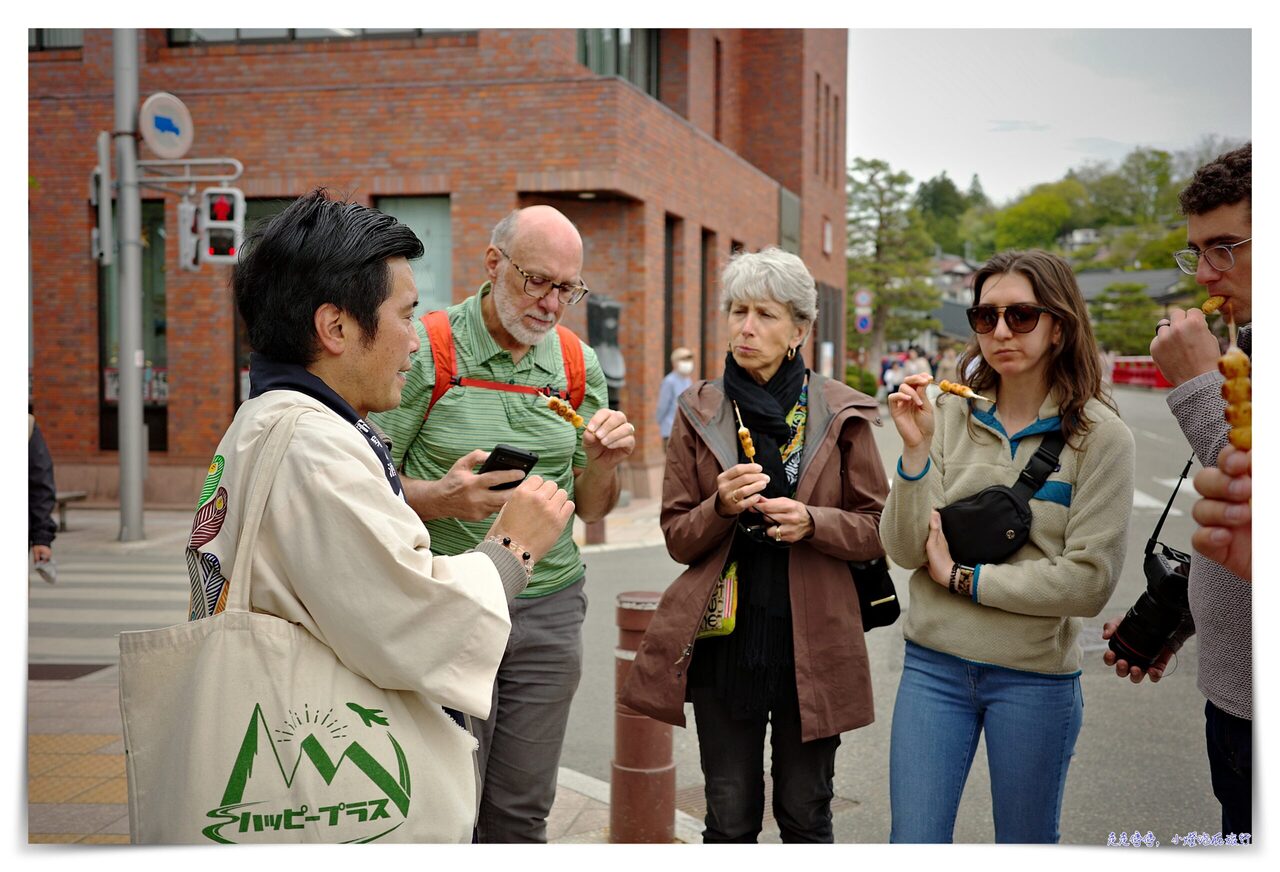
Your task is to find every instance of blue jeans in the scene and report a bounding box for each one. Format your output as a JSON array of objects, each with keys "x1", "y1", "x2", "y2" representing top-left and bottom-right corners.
[{"x1": 889, "y1": 641, "x2": 1083, "y2": 843}]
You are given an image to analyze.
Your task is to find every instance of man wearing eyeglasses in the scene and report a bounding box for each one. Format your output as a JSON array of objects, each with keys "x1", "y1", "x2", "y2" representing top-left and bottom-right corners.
[
  {"x1": 1104, "y1": 143, "x2": 1251, "y2": 839},
  {"x1": 370, "y1": 205, "x2": 635, "y2": 842}
]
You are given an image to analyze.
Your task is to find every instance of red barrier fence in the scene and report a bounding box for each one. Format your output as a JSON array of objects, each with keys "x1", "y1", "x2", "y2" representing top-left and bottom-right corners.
[{"x1": 1111, "y1": 356, "x2": 1172, "y2": 389}]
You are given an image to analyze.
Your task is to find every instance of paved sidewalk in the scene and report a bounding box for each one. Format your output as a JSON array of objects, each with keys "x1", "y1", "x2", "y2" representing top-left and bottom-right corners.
[{"x1": 26, "y1": 494, "x2": 671, "y2": 845}]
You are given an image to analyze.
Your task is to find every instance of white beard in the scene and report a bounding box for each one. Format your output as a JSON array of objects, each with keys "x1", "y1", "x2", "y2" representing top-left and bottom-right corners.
[{"x1": 494, "y1": 284, "x2": 556, "y2": 346}]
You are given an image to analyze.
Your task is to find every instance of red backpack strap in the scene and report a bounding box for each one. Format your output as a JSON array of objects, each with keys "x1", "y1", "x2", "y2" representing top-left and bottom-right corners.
[
  {"x1": 556, "y1": 325, "x2": 586, "y2": 409},
  {"x1": 423, "y1": 311, "x2": 456, "y2": 417}
]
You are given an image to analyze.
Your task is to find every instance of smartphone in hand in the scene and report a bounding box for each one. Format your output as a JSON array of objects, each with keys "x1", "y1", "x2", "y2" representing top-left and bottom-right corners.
[{"x1": 477, "y1": 444, "x2": 539, "y2": 490}]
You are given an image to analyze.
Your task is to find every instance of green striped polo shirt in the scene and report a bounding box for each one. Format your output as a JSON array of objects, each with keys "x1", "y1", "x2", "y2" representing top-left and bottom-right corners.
[{"x1": 369, "y1": 283, "x2": 607, "y2": 598}]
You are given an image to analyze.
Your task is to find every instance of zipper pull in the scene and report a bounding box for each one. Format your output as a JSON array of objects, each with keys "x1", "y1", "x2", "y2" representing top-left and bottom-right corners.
[{"x1": 674, "y1": 643, "x2": 692, "y2": 667}]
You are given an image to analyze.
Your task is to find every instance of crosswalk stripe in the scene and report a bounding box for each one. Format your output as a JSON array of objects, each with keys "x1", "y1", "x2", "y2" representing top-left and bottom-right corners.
[{"x1": 1132, "y1": 489, "x2": 1184, "y2": 514}]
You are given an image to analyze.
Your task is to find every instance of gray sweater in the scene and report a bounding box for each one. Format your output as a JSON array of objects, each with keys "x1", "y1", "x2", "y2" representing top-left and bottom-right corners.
[{"x1": 1166, "y1": 324, "x2": 1252, "y2": 721}]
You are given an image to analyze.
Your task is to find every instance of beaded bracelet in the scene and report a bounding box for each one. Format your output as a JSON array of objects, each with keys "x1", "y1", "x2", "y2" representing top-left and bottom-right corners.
[{"x1": 484, "y1": 535, "x2": 535, "y2": 582}]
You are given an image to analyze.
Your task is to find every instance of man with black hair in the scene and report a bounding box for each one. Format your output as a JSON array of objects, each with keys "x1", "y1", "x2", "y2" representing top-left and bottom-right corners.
[
  {"x1": 1102, "y1": 144, "x2": 1252, "y2": 837},
  {"x1": 192, "y1": 189, "x2": 575, "y2": 841}
]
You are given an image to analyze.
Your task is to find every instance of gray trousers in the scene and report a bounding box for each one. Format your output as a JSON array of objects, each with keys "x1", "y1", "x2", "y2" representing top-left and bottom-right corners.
[{"x1": 474, "y1": 575, "x2": 587, "y2": 843}]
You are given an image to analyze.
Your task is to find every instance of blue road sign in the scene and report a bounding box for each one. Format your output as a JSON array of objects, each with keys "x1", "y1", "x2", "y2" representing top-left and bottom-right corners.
[{"x1": 856, "y1": 314, "x2": 872, "y2": 334}]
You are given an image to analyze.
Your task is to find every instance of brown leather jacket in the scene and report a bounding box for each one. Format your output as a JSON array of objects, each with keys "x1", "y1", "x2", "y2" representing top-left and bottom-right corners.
[{"x1": 619, "y1": 373, "x2": 889, "y2": 742}]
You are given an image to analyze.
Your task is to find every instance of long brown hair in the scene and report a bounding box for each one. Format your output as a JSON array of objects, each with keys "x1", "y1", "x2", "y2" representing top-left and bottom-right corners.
[{"x1": 955, "y1": 249, "x2": 1116, "y2": 446}]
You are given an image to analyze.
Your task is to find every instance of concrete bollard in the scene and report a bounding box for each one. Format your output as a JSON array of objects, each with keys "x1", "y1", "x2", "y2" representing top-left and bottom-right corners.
[{"x1": 610, "y1": 591, "x2": 675, "y2": 843}]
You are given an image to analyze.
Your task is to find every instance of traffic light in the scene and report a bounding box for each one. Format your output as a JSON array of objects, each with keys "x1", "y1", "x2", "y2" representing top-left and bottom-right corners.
[{"x1": 199, "y1": 186, "x2": 244, "y2": 264}]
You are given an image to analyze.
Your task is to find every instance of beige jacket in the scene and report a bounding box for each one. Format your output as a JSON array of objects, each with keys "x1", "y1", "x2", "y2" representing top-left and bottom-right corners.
[{"x1": 880, "y1": 391, "x2": 1134, "y2": 674}]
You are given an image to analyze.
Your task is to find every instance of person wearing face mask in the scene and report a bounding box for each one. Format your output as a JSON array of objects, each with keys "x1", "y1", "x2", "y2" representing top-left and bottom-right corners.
[
  {"x1": 659, "y1": 347, "x2": 696, "y2": 452},
  {"x1": 880, "y1": 249, "x2": 1134, "y2": 843}
]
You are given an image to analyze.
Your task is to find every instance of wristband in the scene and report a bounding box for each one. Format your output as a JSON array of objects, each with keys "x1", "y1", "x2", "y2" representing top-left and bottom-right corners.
[
  {"x1": 483, "y1": 535, "x2": 535, "y2": 582},
  {"x1": 948, "y1": 562, "x2": 960, "y2": 594}
]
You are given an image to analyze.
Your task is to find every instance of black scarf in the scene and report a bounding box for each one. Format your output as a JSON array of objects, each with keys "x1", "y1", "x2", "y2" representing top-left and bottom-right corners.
[{"x1": 691, "y1": 350, "x2": 807, "y2": 719}]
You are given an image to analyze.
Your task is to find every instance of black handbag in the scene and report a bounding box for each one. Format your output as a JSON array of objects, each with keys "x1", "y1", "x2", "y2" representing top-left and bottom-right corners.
[
  {"x1": 850, "y1": 556, "x2": 900, "y2": 631},
  {"x1": 938, "y1": 431, "x2": 1065, "y2": 567}
]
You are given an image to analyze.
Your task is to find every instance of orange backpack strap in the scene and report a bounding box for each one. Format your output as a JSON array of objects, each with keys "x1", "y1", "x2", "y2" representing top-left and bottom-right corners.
[
  {"x1": 556, "y1": 325, "x2": 586, "y2": 409},
  {"x1": 423, "y1": 311, "x2": 456, "y2": 417}
]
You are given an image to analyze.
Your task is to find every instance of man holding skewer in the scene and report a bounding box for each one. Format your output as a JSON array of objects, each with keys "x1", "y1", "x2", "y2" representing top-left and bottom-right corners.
[{"x1": 1102, "y1": 143, "x2": 1252, "y2": 838}]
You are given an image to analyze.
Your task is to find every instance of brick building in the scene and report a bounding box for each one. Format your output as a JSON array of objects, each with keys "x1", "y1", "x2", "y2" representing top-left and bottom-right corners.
[{"x1": 28, "y1": 28, "x2": 848, "y2": 504}]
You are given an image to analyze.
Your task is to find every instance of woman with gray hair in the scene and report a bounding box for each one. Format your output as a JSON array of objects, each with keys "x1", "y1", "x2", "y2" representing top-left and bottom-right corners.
[{"x1": 621, "y1": 247, "x2": 889, "y2": 842}]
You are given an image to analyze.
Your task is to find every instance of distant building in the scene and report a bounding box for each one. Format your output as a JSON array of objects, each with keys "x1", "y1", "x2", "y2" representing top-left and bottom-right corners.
[{"x1": 29, "y1": 28, "x2": 848, "y2": 502}]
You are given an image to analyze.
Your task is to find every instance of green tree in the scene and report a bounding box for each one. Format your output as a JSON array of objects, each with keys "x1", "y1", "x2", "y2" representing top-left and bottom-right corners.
[
  {"x1": 914, "y1": 171, "x2": 967, "y2": 255},
  {"x1": 1119, "y1": 147, "x2": 1176, "y2": 225},
  {"x1": 1088, "y1": 282, "x2": 1162, "y2": 354},
  {"x1": 966, "y1": 174, "x2": 990, "y2": 210},
  {"x1": 994, "y1": 189, "x2": 1071, "y2": 250},
  {"x1": 846, "y1": 157, "x2": 941, "y2": 366}
]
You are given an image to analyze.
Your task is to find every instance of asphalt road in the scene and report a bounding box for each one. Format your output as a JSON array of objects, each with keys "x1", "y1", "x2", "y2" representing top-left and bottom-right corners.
[{"x1": 563, "y1": 385, "x2": 1226, "y2": 844}]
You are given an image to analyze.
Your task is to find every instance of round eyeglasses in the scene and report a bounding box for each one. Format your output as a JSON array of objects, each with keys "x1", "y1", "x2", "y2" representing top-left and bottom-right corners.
[
  {"x1": 966, "y1": 303, "x2": 1053, "y2": 335},
  {"x1": 1172, "y1": 238, "x2": 1251, "y2": 276},
  {"x1": 498, "y1": 248, "x2": 590, "y2": 305}
]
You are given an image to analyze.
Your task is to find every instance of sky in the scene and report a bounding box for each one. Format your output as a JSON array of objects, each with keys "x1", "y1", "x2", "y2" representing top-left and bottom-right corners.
[{"x1": 847, "y1": 29, "x2": 1252, "y2": 205}]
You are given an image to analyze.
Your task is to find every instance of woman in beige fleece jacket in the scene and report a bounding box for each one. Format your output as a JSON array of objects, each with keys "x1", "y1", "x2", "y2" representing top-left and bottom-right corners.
[{"x1": 879, "y1": 250, "x2": 1134, "y2": 843}]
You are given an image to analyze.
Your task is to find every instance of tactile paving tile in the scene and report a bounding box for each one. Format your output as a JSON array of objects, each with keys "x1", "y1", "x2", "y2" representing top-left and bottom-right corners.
[{"x1": 27, "y1": 734, "x2": 119, "y2": 754}]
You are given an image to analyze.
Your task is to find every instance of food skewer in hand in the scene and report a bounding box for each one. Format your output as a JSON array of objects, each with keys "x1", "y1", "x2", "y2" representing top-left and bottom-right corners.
[
  {"x1": 546, "y1": 396, "x2": 584, "y2": 428},
  {"x1": 732, "y1": 401, "x2": 756, "y2": 462},
  {"x1": 937, "y1": 378, "x2": 995, "y2": 404},
  {"x1": 1218, "y1": 303, "x2": 1250, "y2": 451}
]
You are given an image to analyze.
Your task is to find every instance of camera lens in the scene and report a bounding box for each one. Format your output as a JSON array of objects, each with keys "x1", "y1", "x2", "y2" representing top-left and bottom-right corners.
[{"x1": 1107, "y1": 553, "x2": 1190, "y2": 670}]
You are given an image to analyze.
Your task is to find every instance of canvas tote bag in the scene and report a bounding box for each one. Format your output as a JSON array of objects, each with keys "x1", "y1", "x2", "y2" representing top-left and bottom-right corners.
[{"x1": 119, "y1": 406, "x2": 480, "y2": 844}]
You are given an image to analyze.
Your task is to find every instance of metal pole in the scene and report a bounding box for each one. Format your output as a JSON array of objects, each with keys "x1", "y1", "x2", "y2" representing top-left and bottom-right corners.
[
  {"x1": 610, "y1": 591, "x2": 675, "y2": 842},
  {"x1": 114, "y1": 29, "x2": 145, "y2": 541}
]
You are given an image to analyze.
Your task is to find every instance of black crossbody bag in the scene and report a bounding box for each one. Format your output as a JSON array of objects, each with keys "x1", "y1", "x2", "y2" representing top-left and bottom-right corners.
[{"x1": 938, "y1": 430, "x2": 1065, "y2": 566}]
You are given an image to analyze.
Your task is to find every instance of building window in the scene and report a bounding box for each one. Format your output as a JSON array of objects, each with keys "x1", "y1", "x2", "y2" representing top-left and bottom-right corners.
[
  {"x1": 168, "y1": 29, "x2": 443, "y2": 46},
  {"x1": 814, "y1": 73, "x2": 821, "y2": 177},
  {"x1": 578, "y1": 29, "x2": 659, "y2": 98},
  {"x1": 99, "y1": 201, "x2": 168, "y2": 451},
  {"x1": 29, "y1": 29, "x2": 83, "y2": 50},
  {"x1": 663, "y1": 215, "x2": 680, "y2": 368},
  {"x1": 700, "y1": 229, "x2": 716, "y2": 379},
  {"x1": 376, "y1": 196, "x2": 453, "y2": 316},
  {"x1": 833, "y1": 94, "x2": 841, "y2": 188}
]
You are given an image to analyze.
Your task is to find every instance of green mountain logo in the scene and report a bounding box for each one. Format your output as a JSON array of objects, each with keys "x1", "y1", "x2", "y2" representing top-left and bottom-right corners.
[{"x1": 202, "y1": 701, "x2": 411, "y2": 843}]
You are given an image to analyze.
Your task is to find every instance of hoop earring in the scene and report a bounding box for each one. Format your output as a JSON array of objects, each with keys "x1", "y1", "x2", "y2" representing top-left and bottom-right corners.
[{"x1": 786, "y1": 346, "x2": 796, "y2": 361}]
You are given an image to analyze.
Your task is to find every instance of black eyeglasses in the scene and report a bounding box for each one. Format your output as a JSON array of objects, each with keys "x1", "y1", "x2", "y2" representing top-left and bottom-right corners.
[
  {"x1": 1172, "y1": 238, "x2": 1251, "y2": 276},
  {"x1": 498, "y1": 248, "x2": 590, "y2": 305},
  {"x1": 966, "y1": 303, "x2": 1053, "y2": 335}
]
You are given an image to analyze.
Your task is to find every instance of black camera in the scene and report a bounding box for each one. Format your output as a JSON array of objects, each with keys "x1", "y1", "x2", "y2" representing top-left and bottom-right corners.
[{"x1": 1107, "y1": 540, "x2": 1193, "y2": 670}]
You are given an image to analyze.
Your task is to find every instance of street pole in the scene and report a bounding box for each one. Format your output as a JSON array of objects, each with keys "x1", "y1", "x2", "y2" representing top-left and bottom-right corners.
[{"x1": 114, "y1": 29, "x2": 145, "y2": 541}]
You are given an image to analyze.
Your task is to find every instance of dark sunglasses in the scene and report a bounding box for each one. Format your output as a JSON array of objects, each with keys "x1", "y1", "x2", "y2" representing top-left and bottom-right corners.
[{"x1": 966, "y1": 303, "x2": 1053, "y2": 335}]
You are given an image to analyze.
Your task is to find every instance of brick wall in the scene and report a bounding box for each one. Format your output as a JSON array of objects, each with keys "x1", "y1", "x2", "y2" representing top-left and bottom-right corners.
[{"x1": 29, "y1": 28, "x2": 844, "y2": 504}]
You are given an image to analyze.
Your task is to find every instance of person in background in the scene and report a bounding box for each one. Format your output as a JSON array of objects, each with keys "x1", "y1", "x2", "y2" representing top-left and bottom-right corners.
[
  {"x1": 29, "y1": 414, "x2": 57, "y2": 583},
  {"x1": 881, "y1": 249, "x2": 1133, "y2": 843},
  {"x1": 658, "y1": 346, "x2": 695, "y2": 452},
  {"x1": 621, "y1": 247, "x2": 888, "y2": 843},
  {"x1": 934, "y1": 346, "x2": 959, "y2": 384}
]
